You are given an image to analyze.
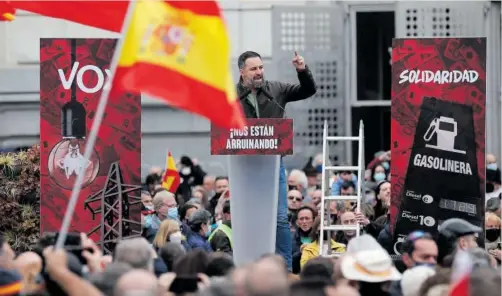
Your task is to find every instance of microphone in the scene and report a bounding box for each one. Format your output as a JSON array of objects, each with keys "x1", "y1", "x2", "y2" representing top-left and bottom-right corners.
[{"x1": 259, "y1": 87, "x2": 287, "y2": 118}]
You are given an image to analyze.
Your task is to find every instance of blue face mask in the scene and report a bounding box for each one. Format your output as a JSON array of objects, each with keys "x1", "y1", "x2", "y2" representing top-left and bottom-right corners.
[
  {"x1": 167, "y1": 207, "x2": 178, "y2": 220},
  {"x1": 145, "y1": 205, "x2": 154, "y2": 211},
  {"x1": 205, "y1": 225, "x2": 212, "y2": 237},
  {"x1": 381, "y1": 161, "x2": 390, "y2": 170},
  {"x1": 487, "y1": 163, "x2": 498, "y2": 171},
  {"x1": 315, "y1": 165, "x2": 323, "y2": 173},
  {"x1": 374, "y1": 172, "x2": 386, "y2": 182},
  {"x1": 414, "y1": 262, "x2": 436, "y2": 268}
]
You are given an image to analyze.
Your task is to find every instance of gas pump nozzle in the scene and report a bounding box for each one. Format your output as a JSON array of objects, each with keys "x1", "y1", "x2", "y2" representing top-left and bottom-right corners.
[{"x1": 423, "y1": 116, "x2": 466, "y2": 155}]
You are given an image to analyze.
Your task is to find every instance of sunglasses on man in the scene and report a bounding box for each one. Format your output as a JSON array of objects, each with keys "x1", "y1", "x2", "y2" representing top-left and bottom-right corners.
[{"x1": 288, "y1": 196, "x2": 303, "y2": 202}]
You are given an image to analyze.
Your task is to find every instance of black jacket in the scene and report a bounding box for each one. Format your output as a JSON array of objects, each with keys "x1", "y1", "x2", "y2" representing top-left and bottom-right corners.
[
  {"x1": 209, "y1": 220, "x2": 232, "y2": 255},
  {"x1": 237, "y1": 66, "x2": 317, "y2": 118}
]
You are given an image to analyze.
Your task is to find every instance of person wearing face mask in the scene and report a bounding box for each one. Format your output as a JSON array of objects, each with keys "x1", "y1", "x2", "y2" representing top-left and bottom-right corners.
[
  {"x1": 365, "y1": 150, "x2": 391, "y2": 176},
  {"x1": 140, "y1": 191, "x2": 155, "y2": 227},
  {"x1": 186, "y1": 209, "x2": 213, "y2": 252},
  {"x1": 388, "y1": 231, "x2": 438, "y2": 296},
  {"x1": 485, "y1": 212, "x2": 501, "y2": 263},
  {"x1": 373, "y1": 165, "x2": 388, "y2": 183},
  {"x1": 177, "y1": 156, "x2": 207, "y2": 202},
  {"x1": 401, "y1": 231, "x2": 438, "y2": 268},
  {"x1": 487, "y1": 154, "x2": 498, "y2": 171},
  {"x1": 143, "y1": 191, "x2": 180, "y2": 243},
  {"x1": 179, "y1": 204, "x2": 199, "y2": 237},
  {"x1": 152, "y1": 219, "x2": 189, "y2": 252}
]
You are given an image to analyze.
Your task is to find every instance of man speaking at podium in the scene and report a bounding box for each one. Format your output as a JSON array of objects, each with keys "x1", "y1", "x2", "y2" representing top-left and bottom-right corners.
[{"x1": 236, "y1": 50, "x2": 317, "y2": 271}]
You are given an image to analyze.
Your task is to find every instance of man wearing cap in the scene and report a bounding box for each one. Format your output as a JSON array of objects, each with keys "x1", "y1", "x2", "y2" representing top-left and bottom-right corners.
[
  {"x1": 437, "y1": 218, "x2": 482, "y2": 265},
  {"x1": 186, "y1": 209, "x2": 213, "y2": 252}
]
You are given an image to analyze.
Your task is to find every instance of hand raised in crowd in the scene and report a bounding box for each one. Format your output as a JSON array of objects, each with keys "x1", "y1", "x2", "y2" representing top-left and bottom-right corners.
[
  {"x1": 292, "y1": 51, "x2": 306, "y2": 71},
  {"x1": 43, "y1": 246, "x2": 68, "y2": 276},
  {"x1": 379, "y1": 150, "x2": 391, "y2": 161},
  {"x1": 355, "y1": 212, "x2": 370, "y2": 226},
  {"x1": 197, "y1": 273, "x2": 211, "y2": 289},
  {"x1": 80, "y1": 233, "x2": 104, "y2": 274},
  {"x1": 489, "y1": 249, "x2": 501, "y2": 261}
]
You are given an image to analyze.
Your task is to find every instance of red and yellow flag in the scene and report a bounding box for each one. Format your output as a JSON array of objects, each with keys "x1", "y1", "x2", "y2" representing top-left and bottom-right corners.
[
  {"x1": 0, "y1": 1, "x2": 15, "y2": 22},
  {"x1": 162, "y1": 151, "x2": 181, "y2": 193},
  {"x1": 6, "y1": 1, "x2": 128, "y2": 31},
  {"x1": 113, "y1": 1, "x2": 245, "y2": 129}
]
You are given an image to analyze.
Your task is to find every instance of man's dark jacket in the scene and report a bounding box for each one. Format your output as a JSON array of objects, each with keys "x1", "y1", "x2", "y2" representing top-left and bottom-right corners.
[
  {"x1": 209, "y1": 220, "x2": 232, "y2": 255},
  {"x1": 237, "y1": 66, "x2": 317, "y2": 118}
]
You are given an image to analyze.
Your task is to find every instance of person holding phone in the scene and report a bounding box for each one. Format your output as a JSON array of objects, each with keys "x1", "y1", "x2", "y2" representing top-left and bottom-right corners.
[{"x1": 236, "y1": 50, "x2": 317, "y2": 272}]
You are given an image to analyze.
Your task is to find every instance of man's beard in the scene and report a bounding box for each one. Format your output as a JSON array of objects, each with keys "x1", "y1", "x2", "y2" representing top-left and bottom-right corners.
[{"x1": 244, "y1": 75, "x2": 265, "y2": 89}]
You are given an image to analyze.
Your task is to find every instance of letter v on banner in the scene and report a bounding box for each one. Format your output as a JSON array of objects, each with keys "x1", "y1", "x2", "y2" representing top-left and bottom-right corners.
[
  {"x1": 54, "y1": 1, "x2": 138, "y2": 250},
  {"x1": 58, "y1": 62, "x2": 113, "y2": 94}
]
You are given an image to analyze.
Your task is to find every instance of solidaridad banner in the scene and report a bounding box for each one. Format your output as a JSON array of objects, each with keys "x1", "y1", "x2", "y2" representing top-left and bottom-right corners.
[{"x1": 389, "y1": 38, "x2": 486, "y2": 254}]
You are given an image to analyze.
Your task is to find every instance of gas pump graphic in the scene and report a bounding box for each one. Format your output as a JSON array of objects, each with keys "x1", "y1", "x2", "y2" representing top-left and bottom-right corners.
[{"x1": 423, "y1": 116, "x2": 466, "y2": 155}]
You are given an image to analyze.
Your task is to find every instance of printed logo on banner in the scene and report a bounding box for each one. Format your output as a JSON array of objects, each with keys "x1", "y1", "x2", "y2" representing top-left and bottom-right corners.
[
  {"x1": 58, "y1": 62, "x2": 111, "y2": 94},
  {"x1": 210, "y1": 118, "x2": 294, "y2": 155},
  {"x1": 390, "y1": 38, "x2": 486, "y2": 253},
  {"x1": 393, "y1": 235, "x2": 406, "y2": 255},
  {"x1": 401, "y1": 211, "x2": 436, "y2": 227},
  {"x1": 405, "y1": 190, "x2": 434, "y2": 204}
]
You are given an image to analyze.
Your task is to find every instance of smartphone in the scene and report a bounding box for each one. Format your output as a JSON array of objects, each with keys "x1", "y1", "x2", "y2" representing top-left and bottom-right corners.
[
  {"x1": 169, "y1": 276, "x2": 200, "y2": 293},
  {"x1": 37, "y1": 232, "x2": 91, "y2": 265}
]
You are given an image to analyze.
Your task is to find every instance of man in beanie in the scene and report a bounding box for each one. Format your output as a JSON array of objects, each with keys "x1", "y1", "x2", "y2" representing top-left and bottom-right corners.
[{"x1": 186, "y1": 209, "x2": 213, "y2": 252}]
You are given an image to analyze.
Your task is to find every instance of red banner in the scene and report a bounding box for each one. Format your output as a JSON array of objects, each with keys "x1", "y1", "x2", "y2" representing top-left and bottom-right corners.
[
  {"x1": 211, "y1": 118, "x2": 293, "y2": 155},
  {"x1": 390, "y1": 38, "x2": 486, "y2": 252},
  {"x1": 40, "y1": 39, "x2": 141, "y2": 238}
]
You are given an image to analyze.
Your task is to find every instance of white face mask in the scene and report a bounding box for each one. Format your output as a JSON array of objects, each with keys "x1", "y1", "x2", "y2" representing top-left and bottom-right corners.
[
  {"x1": 216, "y1": 220, "x2": 223, "y2": 226},
  {"x1": 181, "y1": 167, "x2": 191, "y2": 175},
  {"x1": 169, "y1": 232, "x2": 183, "y2": 243}
]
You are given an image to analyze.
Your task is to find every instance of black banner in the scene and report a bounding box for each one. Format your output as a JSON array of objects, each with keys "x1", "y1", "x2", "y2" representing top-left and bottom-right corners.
[{"x1": 394, "y1": 97, "x2": 483, "y2": 247}]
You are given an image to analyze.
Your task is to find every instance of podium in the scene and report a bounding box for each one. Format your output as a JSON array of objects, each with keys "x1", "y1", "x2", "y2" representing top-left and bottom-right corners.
[{"x1": 211, "y1": 118, "x2": 293, "y2": 266}]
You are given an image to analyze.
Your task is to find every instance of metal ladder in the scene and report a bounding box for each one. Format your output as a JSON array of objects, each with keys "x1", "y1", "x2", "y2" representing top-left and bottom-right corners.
[{"x1": 319, "y1": 120, "x2": 365, "y2": 257}]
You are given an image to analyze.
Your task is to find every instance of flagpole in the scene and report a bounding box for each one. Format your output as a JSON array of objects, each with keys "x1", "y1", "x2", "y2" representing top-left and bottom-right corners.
[{"x1": 55, "y1": 0, "x2": 137, "y2": 250}]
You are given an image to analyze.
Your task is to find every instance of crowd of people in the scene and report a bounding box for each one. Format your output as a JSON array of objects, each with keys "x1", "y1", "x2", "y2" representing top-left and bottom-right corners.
[{"x1": 0, "y1": 152, "x2": 501, "y2": 296}]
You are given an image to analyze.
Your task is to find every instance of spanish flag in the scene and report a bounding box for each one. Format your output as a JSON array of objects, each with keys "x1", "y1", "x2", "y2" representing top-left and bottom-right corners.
[
  {"x1": 449, "y1": 251, "x2": 472, "y2": 296},
  {"x1": 0, "y1": 1, "x2": 15, "y2": 22},
  {"x1": 5, "y1": 1, "x2": 128, "y2": 31},
  {"x1": 114, "y1": 1, "x2": 245, "y2": 129},
  {"x1": 162, "y1": 151, "x2": 181, "y2": 193}
]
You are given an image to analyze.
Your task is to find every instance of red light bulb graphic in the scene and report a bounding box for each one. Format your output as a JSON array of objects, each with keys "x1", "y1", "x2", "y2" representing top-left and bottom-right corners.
[{"x1": 47, "y1": 95, "x2": 99, "y2": 190}]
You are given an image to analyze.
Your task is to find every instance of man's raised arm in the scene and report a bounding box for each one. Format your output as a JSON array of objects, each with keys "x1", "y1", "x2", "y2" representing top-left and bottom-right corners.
[{"x1": 281, "y1": 51, "x2": 317, "y2": 102}]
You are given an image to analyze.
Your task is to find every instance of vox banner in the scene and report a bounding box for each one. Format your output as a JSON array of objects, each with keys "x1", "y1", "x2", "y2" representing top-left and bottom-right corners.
[
  {"x1": 390, "y1": 38, "x2": 486, "y2": 253},
  {"x1": 40, "y1": 39, "x2": 141, "y2": 238},
  {"x1": 210, "y1": 118, "x2": 294, "y2": 155}
]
